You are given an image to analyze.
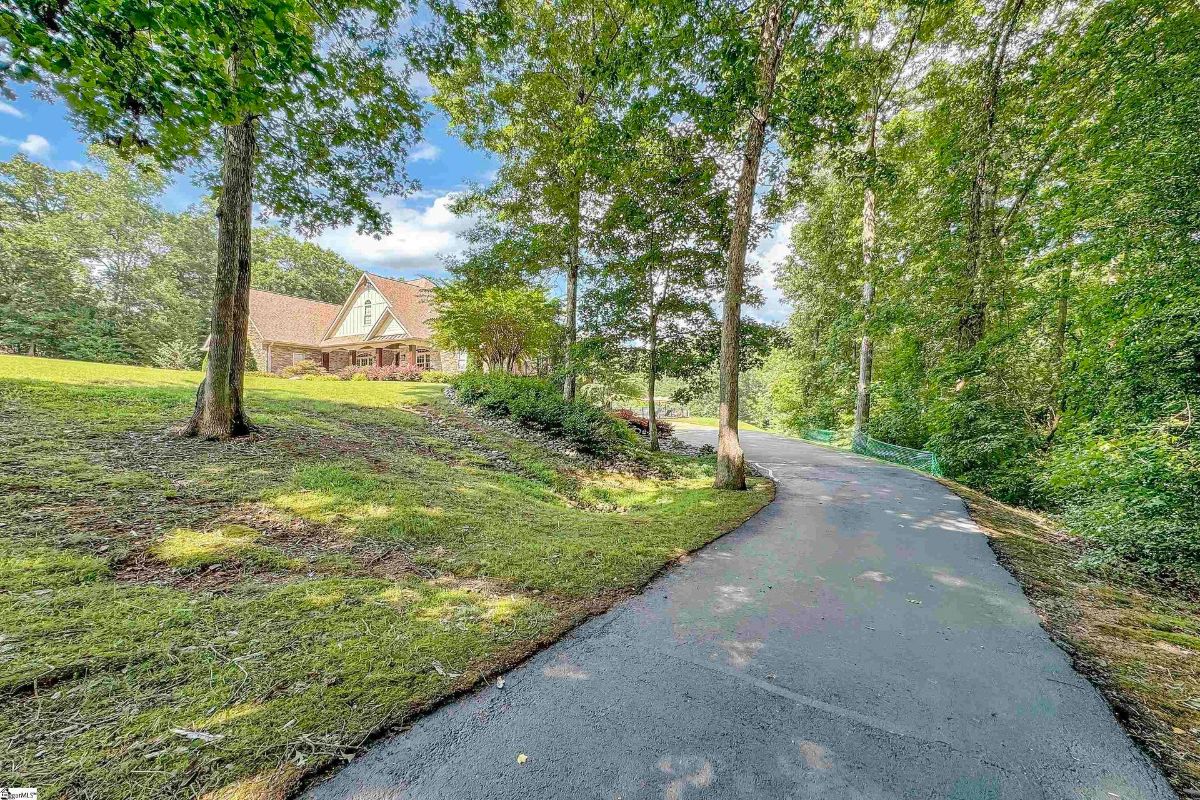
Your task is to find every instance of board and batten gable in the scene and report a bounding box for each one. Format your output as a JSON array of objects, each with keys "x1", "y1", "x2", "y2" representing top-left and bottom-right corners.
[{"x1": 332, "y1": 285, "x2": 386, "y2": 338}]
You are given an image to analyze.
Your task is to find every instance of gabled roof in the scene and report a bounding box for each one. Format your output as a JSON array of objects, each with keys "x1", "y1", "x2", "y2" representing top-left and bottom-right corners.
[
  {"x1": 248, "y1": 289, "x2": 342, "y2": 347},
  {"x1": 364, "y1": 273, "x2": 436, "y2": 340},
  {"x1": 309, "y1": 272, "x2": 438, "y2": 348}
]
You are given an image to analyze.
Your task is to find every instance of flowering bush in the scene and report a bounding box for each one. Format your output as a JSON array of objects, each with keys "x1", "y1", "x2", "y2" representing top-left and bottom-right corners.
[
  {"x1": 609, "y1": 409, "x2": 673, "y2": 438},
  {"x1": 336, "y1": 364, "x2": 424, "y2": 381}
]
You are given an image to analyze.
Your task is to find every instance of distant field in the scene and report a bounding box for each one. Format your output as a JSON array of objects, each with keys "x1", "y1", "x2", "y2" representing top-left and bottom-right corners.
[{"x1": 0, "y1": 355, "x2": 770, "y2": 800}]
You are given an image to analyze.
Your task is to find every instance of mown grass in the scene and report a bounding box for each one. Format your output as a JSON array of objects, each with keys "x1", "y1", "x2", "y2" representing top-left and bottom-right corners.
[
  {"x1": 946, "y1": 480, "x2": 1200, "y2": 795},
  {"x1": 0, "y1": 355, "x2": 770, "y2": 800},
  {"x1": 673, "y1": 416, "x2": 765, "y2": 432}
]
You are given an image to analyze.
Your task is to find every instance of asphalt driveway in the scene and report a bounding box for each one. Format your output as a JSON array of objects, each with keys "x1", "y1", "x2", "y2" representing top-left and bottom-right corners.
[{"x1": 303, "y1": 429, "x2": 1175, "y2": 800}]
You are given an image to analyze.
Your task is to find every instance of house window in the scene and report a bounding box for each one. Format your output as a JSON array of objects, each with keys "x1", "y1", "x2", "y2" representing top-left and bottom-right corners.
[
  {"x1": 292, "y1": 353, "x2": 313, "y2": 365},
  {"x1": 416, "y1": 352, "x2": 430, "y2": 369},
  {"x1": 363, "y1": 298, "x2": 373, "y2": 327},
  {"x1": 356, "y1": 351, "x2": 374, "y2": 366}
]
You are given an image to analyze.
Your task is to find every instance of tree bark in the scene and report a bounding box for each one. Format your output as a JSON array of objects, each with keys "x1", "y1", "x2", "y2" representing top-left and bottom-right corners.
[
  {"x1": 958, "y1": 0, "x2": 1025, "y2": 350},
  {"x1": 647, "y1": 308, "x2": 659, "y2": 452},
  {"x1": 185, "y1": 113, "x2": 256, "y2": 440},
  {"x1": 854, "y1": 96, "x2": 880, "y2": 434},
  {"x1": 562, "y1": 183, "x2": 582, "y2": 402},
  {"x1": 715, "y1": 0, "x2": 794, "y2": 490}
]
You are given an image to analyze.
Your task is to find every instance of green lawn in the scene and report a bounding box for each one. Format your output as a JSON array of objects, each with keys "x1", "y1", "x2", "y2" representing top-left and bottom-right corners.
[
  {"x1": 0, "y1": 355, "x2": 770, "y2": 800},
  {"x1": 673, "y1": 415, "x2": 765, "y2": 432}
]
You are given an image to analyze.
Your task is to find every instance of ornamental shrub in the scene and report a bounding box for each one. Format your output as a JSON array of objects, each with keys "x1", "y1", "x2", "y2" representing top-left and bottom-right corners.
[
  {"x1": 280, "y1": 359, "x2": 325, "y2": 378},
  {"x1": 453, "y1": 372, "x2": 635, "y2": 455}
]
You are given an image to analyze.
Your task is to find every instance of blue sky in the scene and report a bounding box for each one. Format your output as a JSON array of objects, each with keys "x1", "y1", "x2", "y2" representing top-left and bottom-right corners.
[{"x1": 0, "y1": 84, "x2": 792, "y2": 321}]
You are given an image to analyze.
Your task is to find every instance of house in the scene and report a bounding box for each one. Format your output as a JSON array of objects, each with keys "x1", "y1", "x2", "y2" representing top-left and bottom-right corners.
[{"x1": 247, "y1": 272, "x2": 463, "y2": 374}]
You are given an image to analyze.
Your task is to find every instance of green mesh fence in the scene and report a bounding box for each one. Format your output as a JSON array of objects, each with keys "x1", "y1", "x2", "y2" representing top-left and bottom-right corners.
[
  {"x1": 801, "y1": 429, "x2": 943, "y2": 476},
  {"x1": 851, "y1": 432, "x2": 943, "y2": 476}
]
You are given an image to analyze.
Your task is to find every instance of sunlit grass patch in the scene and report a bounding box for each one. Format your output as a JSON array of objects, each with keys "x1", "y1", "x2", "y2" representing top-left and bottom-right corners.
[{"x1": 152, "y1": 525, "x2": 294, "y2": 571}]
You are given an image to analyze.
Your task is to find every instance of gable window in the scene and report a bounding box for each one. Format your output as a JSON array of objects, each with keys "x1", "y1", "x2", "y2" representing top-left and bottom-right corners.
[{"x1": 363, "y1": 298, "x2": 373, "y2": 327}]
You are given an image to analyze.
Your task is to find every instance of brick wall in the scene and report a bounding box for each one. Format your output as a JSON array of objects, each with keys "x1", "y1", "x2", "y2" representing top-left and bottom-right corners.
[{"x1": 252, "y1": 335, "x2": 324, "y2": 374}]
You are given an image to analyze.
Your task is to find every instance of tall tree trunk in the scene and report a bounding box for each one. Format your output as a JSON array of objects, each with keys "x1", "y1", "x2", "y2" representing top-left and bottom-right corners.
[
  {"x1": 563, "y1": 184, "x2": 582, "y2": 402},
  {"x1": 1052, "y1": 260, "x2": 1071, "y2": 410},
  {"x1": 958, "y1": 0, "x2": 1025, "y2": 350},
  {"x1": 647, "y1": 308, "x2": 659, "y2": 452},
  {"x1": 715, "y1": 0, "x2": 794, "y2": 490},
  {"x1": 185, "y1": 114, "x2": 256, "y2": 440},
  {"x1": 854, "y1": 96, "x2": 880, "y2": 435}
]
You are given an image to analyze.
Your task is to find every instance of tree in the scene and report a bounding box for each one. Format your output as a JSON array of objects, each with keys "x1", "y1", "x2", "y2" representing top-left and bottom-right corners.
[
  {"x1": 847, "y1": 0, "x2": 943, "y2": 434},
  {"x1": 431, "y1": 283, "x2": 560, "y2": 373},
  {"x1": 2, "y1": 0, "x2": 426, "y2": 438},
  {"x1": 426, "y1": 0, "x2": 652, "y2": 401},
  {"x1": 773, "y1": 0, "x2": 1200, "y2": 580},
  {"x1": 251, "y1": 227, "x2": 361, "y2": 304},
  {"x1": 664, "y1": 0, "x2": 853, "y2": 488},
  {"x1": 586, "y1": 123, "x2": 730, "y2": 450}
]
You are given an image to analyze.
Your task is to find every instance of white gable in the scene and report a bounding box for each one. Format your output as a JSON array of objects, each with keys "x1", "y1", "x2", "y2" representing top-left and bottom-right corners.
[
  {"x1": 334, "y1": 285, "x2": 386, "y2": 337},
  {"x1": 380, "y1": 315, "x2": 408, "y2": 337}
]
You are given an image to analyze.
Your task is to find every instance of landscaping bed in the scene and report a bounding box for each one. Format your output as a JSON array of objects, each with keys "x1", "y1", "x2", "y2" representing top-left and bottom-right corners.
[{"x1": 0, "y1": 356, "x2": 771, "y2": 800}]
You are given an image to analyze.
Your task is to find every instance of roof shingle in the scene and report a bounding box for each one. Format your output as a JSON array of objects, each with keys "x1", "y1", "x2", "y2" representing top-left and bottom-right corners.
[
  {"x1": 248, "y1": 289, "x2": 342, "y2": 347},
  {"x1": 364, "y1": 274, "x2": 436, "y2": 340}
]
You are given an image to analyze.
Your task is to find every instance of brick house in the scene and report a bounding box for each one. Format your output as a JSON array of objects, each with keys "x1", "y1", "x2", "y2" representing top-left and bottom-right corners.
[{"x1": 247, "y1": 273, "x2": 464, "y2": 374}]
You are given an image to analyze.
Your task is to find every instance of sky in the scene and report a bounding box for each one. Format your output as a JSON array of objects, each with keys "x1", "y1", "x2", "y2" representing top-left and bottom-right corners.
[{"x1": 0, "y1": 83, "x2": 794, "y2": 323}]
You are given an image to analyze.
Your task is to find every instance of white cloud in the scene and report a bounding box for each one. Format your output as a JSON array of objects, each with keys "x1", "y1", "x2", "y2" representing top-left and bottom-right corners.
[
  {"x1": 408, "y1": 71, "x2": 436, "y2": 98},
  {"x1": 18, "y1": 134, "x2": 51, "y2": 158},
  {"x1": 0, "y1": 102, "x2": 25, "y2": 119},
  {"x1": 747, "y1": 219, "x2": 794, "y2": 324},
  {"x1": 313, "y1": 191, "x2": 475, "y2": 275},
  {"x1": 410, "y1": 141, "x2": 441, "y2": 162}
]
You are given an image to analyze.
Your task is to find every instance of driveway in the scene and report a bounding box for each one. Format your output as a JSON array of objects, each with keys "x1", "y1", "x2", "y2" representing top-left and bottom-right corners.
[{"x1": 303, "y1": 429, "x2": 1175, "y2": 800}]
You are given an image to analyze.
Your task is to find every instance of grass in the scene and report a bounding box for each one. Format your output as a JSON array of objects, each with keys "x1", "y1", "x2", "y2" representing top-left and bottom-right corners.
[
  {"x1": 673, "y1": 416, "x2": 765, "y2": 432},
  {"x1": 946, "y1": 480, "x2": 1200, "y2": 796},
  {"x1": 0, "y1": 355, "x2": 770, "y2": 800}
]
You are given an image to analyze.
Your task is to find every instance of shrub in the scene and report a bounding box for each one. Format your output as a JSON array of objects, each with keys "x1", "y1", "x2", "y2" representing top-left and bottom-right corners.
[
  {"x1": 151, "y1": 339, "x2": 202, "y2": 371},
  {"x1": 609, "y1": 409, "x2": 673, "y2": 438},
  {"x1": 1047, "y1": 423, "x2": 1200, "y2": 583},
  {"x1": 421, "y1": 370, "x2": 454, "y2": 383},
  {"x1": 453, "y1": 372, "x2": 635, "y2": 455},
  {"x1": 280, "y1": 359, "x2": 325, "y2": 378}
]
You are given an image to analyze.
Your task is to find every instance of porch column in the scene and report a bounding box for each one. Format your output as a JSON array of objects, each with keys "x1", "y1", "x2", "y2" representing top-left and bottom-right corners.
[
  {"x1": 408, "y1": 344, "x2": 417, "y2": 368},
  {"x1": 376, "y1": 347, "x2": 384, "y2": 366},
  {"x1": 321, "y1": 352, "x2": 329, "y2": 371}
]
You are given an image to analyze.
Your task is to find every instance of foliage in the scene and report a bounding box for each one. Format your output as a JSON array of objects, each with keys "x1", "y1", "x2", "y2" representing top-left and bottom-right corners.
[
  {"x1": 453, "y1": 372, "x2": 635, "y2": 455},
  {"x1": 0, "y1": 150, "x2": 365, "y2": 364},
  {"x1": 151, "y1": 339, "x2": 203, "y2": 371},
  {"x1": 431, "y1": 283, "x2": 559, "y2": 373},
  {"x1": 773, "y1": 0, "x2": 1200, "y2": 578},
  {"x1": 419, "y1": 370, "x2": 454, "y2": 384},
  {"x1": 251, "y1": 228, "x2": 362, "y2": 303},
  {"x1": 279, "y1": 359, "x2": 325, "y2": 378}
]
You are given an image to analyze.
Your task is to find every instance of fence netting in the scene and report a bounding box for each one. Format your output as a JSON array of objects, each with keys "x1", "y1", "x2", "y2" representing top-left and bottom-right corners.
[{"x1": 802, "y1": 429, "x2": 943, "y2": 477}]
